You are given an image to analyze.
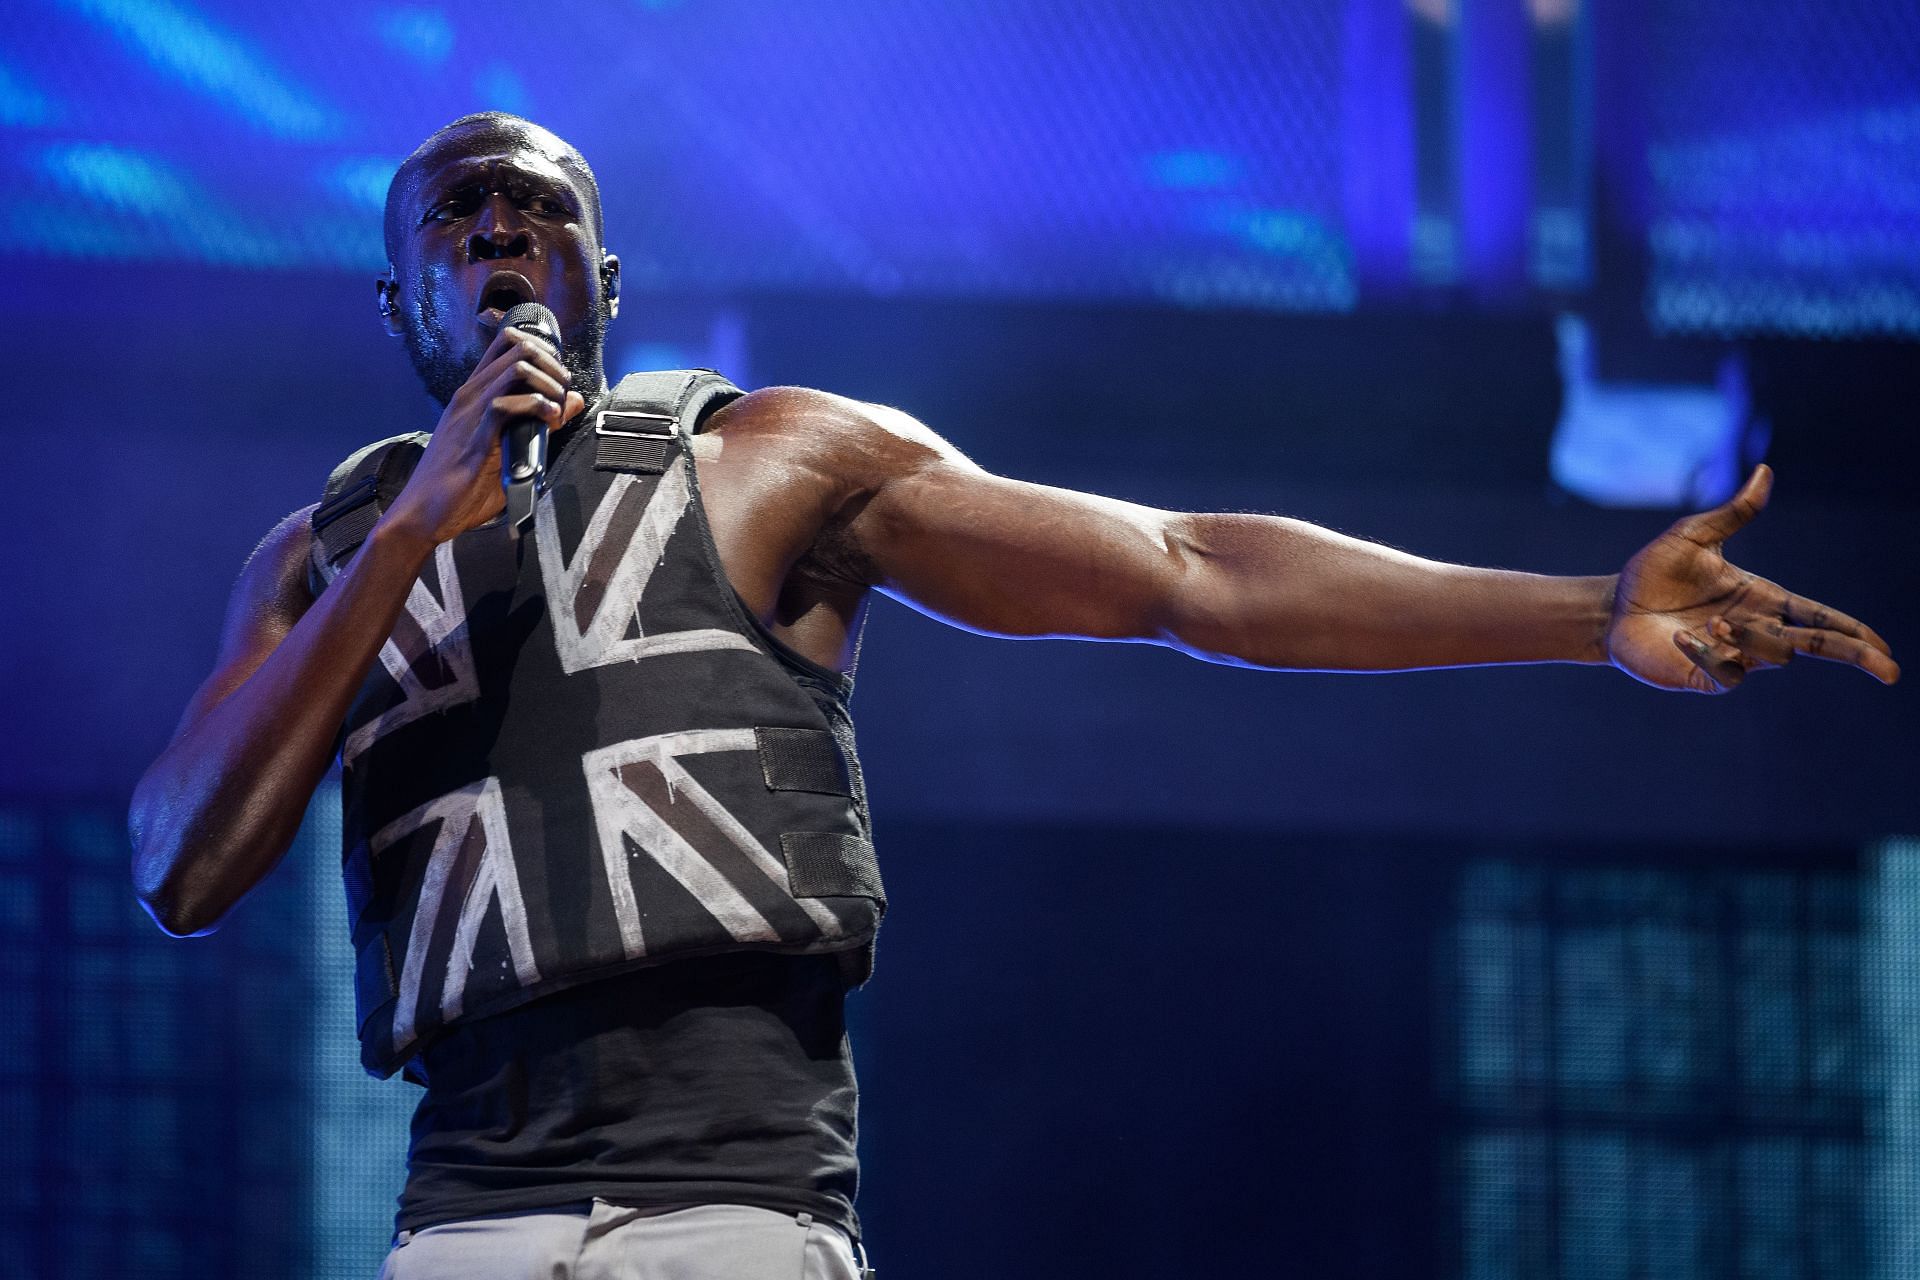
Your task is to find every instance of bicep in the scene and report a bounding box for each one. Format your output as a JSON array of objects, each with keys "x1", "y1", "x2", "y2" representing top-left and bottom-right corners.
[
  {"x1": 851, "y1": 458, "x2": 1189, "y2": 642},
  {"x1": 172, "y1": 507, "x2": 317, "y2": 738}
]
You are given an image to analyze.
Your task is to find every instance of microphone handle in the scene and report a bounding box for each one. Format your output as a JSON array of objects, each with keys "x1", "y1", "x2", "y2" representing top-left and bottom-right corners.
[
  {"x1": 495, "y1": 302, "x2": 563, "y2": 534},
  {"x1": 502, "y1": 415, "x2": 547, "y2": 531}
]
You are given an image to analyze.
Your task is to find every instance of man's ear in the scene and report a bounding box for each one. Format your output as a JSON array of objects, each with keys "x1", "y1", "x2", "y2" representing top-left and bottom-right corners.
[
  {"x1": 376, "y1": 274, "x2": 404, "y2": 338},
  {"x1": 601, "y1": 253, "x2": 621, "y2": 322}
]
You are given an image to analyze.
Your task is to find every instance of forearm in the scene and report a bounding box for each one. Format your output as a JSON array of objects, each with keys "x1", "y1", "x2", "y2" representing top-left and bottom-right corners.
[
  {"x1": 129, "y1": 519, "x2": 434, "y2": 935},
  {"x1": 1163, "y1": 512, "x2": 1616, "y2": 671}
]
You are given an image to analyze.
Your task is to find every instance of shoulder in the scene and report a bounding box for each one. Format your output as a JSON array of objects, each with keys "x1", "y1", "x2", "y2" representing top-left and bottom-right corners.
[
  {"x1": 249, "y1": 504, "x2": 318, "y2": 568},
  {"x1": 230, "y1": 505, "x2": 318, "y2": 624},
  {"x1": 704, "y1": 386, "x2": 975, "y2": 489}
]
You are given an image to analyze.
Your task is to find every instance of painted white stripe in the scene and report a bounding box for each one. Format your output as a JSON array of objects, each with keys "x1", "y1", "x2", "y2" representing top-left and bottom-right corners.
[
  {"x1": 369, "y1": 778, "x2": 538, "y2": 1051},
  {"x1": 583, "y1": 728, "x2": 844, "y2": 957},
  {"x1": 437, "y1": 779, "x2": 542, "y2": 1023},
  {"x1": 535, "y1": 458, "x2": 756, "y2": 674},
  {"x1": 343, "y1": 541, "x2": 479, "y2": 765},
  {"x1": 657, "y1": 755, "x2": 845, "y2": 936}
]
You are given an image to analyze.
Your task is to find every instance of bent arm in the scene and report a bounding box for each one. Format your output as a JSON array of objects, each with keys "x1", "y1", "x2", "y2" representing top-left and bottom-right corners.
[
  {"x1": 128, "y1": 511, "x2": 436, "y2": 936},
  {"x1": 131, "y1": 325, "x2": 592, "y2": 935},
  {"x1": 835, "y1": 402, "x2": 1613, "y2": 671}
]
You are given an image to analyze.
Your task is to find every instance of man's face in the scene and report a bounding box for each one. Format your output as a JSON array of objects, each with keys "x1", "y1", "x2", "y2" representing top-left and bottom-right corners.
[{"x1": 388, "y1": 125, "x2": 612, "y2": 404}]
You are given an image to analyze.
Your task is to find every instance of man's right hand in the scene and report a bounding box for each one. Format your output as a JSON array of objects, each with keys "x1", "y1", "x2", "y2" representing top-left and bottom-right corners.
[
  {"x1": 130, "y1": 328, "x2": 574, "y2": 936},
  {"x1": 385, "y1": 327, "x2": 586, "y2": 548}
]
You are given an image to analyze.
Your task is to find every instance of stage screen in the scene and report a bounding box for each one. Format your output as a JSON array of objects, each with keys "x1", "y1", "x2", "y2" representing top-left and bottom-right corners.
[{"x1": 2, "y1": 0, "x2": 1915, "y2": 333}]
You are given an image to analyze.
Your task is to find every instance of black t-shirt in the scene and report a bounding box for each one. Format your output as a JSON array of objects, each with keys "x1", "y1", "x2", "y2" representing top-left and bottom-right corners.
[{"x1": 396, "y1": 951, "x2": 861, "y2": 1238}]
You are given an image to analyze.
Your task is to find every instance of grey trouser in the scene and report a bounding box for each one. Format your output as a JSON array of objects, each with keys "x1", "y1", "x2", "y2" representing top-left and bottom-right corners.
[{"x1": 377, "y1": 1200, "x2": 867, "y2": 1280}]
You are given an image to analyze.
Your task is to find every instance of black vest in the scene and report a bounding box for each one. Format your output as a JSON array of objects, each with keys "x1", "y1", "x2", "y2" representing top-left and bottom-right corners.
[{"x1": 310, "y1": 372, "x2": 883, "y2": 1080}]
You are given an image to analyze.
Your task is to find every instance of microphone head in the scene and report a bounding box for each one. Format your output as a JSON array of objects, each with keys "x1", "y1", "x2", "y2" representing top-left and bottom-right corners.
[{"x1": 500, "y1": 301, "x2": 561, "y2": 353}]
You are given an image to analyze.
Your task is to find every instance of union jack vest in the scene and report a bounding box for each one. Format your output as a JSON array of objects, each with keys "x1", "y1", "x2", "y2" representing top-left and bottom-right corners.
[{"x1": 308, "y1": 371, "x2": 884, "y2": 1081}]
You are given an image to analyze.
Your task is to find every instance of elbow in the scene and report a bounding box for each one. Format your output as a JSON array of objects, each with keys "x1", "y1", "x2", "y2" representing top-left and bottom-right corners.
[
  {"x1": 1157, "y1": 603, "x2": 1258, "y2": 668},
  {"x1": 135, "y1": 882, "x2": 222, "y2": 938},
  {"x1": 140, "y1": 900, "x2": 205, "y2": 940},
  {"x1": 132, "y1": 867, "x2": 224, "y2": 938},
  {"x1": 127, "y1": 806, "x2": 223, "y2": 939}
]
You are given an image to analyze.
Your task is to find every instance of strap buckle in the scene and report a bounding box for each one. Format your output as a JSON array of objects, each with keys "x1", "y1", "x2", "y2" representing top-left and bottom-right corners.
[
  {"x1": 593, "y1": 409, "x2": 679, "y2": 474},
  {"x1": 595, "y1": 409, "x2": 677, "y2": 438},
  {"x1": 312, "y1": 473, "x2": 378, "y2": 532}
]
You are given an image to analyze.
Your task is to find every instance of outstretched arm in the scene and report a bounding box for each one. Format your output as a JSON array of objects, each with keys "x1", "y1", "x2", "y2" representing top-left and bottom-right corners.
[{"x1": 805, "y1": 397, "x2": 1896, "y2": 691}]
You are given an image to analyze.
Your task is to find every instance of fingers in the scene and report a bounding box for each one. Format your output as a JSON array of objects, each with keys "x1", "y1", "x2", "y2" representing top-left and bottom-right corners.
[
  {"x1": 1773, "y1": 624, "x2": 1902, "y2": 685},
  {"x1": 483, "y1": 362, "x2": 585, "y2": 430},
  {"x1": 489, "y1": 392, "x2": 569, "y2": 426},
  {"x1": 480, "y1": 322, "x2": 560, "y2": 365},
  {"x1": 1673, "y1": 630, "x2": 1742, "y2": 693},
  {"x1": 473, "y1": 327, "x2": 571, "y2": 392},
  {"x1": 469, "y1": 331, "x2": 573, "y2": 433},
  {"x1": 1713, "y1": 616, "x2": 1791, "y2": 668},
  {"x1": 485, "y1": 357, "x2": 569, "y2": 406},
  {"x1": 1783, "y1": 591, "x2": 1895, "y2": 658},
  {"x1": 1710, "y1": 616, "x2": 1901, "y2": 685},
  {"x1": 1674, "y1": 464, "x2": 1772, "y2": 545}
]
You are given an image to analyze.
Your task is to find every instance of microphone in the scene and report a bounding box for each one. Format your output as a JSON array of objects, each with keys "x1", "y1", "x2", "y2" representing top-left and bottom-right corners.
[{"x1": 499, "y1": 301, "x2": 561, "y2": 531}]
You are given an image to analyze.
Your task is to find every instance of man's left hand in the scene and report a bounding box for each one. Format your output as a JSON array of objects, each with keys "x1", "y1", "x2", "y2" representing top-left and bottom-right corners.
[{"x1": 1606, "y1": 465, "x2": 1900, "y2": 693}]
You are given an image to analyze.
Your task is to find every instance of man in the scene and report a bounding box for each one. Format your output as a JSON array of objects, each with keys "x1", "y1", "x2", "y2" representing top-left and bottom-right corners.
[{"x1": 127, "y1": 113, "x2": 1897, "y2": 1279}]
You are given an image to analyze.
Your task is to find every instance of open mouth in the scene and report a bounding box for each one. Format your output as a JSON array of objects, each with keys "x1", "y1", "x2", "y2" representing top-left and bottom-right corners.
[{"x1": 474, "y1": 270, "x2": 537, "y2": 329}]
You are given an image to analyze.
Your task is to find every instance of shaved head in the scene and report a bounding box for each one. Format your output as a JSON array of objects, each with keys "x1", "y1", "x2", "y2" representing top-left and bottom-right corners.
[
  {"x1": 383, "y1": 112, "x2": 605, "y2": 264},
  {"x1": 379, "y1": 111, "x2": 617, "y2": 404}
]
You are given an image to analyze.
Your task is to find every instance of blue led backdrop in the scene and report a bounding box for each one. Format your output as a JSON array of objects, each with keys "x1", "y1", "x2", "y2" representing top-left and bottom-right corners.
[{"x1": 3, "y1": 0, "x2": 1917, "y2": 330}]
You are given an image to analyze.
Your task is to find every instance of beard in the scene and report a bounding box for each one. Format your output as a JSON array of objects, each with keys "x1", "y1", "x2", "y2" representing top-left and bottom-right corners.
[{"x1": 401, "y1": 283, "x2": 610, "y2": 407}]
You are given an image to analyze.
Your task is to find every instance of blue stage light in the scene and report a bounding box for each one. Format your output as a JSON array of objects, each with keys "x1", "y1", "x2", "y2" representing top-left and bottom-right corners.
[
  {"x1": 0, "y1": 2, "x2": 1908, "y2": 321},
  {"x1": 40, "y1": 142, "x2": 191, "y2": 214},
  {"x1": 0, "y1": 61, "x2": 57, "y2": 128},
  {"x1": 1144, "y1": 150, "x2": 1243, "y2": 193},
  {"x1": 471, "y1": 61, "x2": 530, "y2": 116},
  {"x1": 60, "y1": 0, "x2": 341, "y2": 141},
  {"x1": 374, "y1": 7, "x2": 454, "y2": 67},
  {"x1": 1642, "y1": 3, "x2": 1920, "y2": 337},
  {"x1": 325, "y1": 154, "x2": 398, "y2": 213},
  {"x1": 1547, "y1": 314, "x2": 1756, "y2": 509},
  {"x1": 35, "y1": 140, "x2": 290, "y2": 265}
]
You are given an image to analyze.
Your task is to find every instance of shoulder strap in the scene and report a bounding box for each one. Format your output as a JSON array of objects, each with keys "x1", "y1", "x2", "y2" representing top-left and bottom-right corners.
[
  {"x1": 306, "y1": 431, "x2": 432, "y2": 595},
  {"x1": 609, "y1": 368, "x2": 743, "y2": 428},
  {"x1": 593, "y1": 370, "x2": 744, "y2": 474},
  {"x1": 306, "y1": 372, "x2": 744, "y2": 589}
]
